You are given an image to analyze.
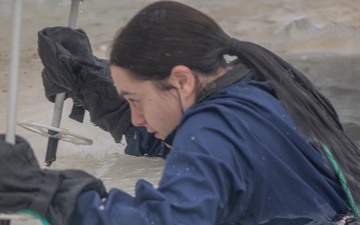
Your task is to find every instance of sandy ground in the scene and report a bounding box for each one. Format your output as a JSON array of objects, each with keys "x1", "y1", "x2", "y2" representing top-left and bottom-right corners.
[{"x1": 0, "y1": 0, "x2": 360, "y2": 223}]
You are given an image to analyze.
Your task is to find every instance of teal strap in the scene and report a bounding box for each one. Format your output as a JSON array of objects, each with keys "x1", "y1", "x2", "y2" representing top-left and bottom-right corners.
[
  {"x1": 321, "y1": 144, "x2": 360, "y2": 218},
  {"x1": 18, "y1": 209, "x2": 50, "y2": 225}
]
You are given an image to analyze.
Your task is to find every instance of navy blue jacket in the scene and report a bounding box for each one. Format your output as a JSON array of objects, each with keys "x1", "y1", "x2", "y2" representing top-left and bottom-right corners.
[
  {"x1": 124, "y1": 125, "x2": 167, "y2": 157},
  {"x1": 70, "y1": 73, "x2": 348, "y2": 225}
]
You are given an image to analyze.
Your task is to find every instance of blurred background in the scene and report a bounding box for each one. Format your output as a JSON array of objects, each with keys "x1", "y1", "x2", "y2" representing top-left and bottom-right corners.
[{"x1": 0, "y1": 0, "x2": 359, "y2": 206}]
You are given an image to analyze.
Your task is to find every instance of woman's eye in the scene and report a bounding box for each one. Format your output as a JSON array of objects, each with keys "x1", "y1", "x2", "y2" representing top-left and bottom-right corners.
[{"x1": 129, "y1": 98, "x2": 139, "y2": 106}]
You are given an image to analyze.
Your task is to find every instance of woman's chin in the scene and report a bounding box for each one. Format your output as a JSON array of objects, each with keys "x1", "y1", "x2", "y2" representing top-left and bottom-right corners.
[{"x1": 154, "y1": 132, "x2": 165, "y2": 140}]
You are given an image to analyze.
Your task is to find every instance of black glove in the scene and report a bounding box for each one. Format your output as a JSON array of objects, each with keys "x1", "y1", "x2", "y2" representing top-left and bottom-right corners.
[
  {"x1": 38, "y1": 26, "x2": 131, "y2": 142},
  {"x1": 0, "y1": 135, "x2": 107, "y2": 225}
]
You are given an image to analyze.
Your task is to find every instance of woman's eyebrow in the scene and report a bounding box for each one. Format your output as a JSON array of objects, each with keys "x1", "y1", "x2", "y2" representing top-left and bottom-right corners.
[{"x1": 119, "y1": 90, "x2": 135, "y2": 97}]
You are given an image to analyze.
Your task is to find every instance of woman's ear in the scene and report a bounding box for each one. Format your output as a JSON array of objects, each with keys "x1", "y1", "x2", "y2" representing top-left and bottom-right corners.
[{"x1": 168, "y1": 65, "x2": 196, "y2": 100}]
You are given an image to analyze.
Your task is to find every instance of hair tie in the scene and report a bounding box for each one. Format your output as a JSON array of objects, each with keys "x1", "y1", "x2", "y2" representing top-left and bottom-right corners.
[{"x1": 228, "y1": 38, "x2": 239, "y2": 56}]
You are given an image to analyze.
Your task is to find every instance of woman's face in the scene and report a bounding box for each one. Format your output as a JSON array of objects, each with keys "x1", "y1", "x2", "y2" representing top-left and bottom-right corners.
[{"x1": 110, "y1": 65, "x2": 186, "y2": 140}]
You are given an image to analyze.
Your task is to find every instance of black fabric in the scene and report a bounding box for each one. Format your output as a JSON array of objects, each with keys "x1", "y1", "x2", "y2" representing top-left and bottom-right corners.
[
  {"x1": 0, "y1": 135, "x2": 107, "y2": 225},
  {"x1": 38, "y1": 26, "x2": 131, "y2": 142},
  {"x1": 195, "y1": 62, "x2": 251, "y2": 103},
  {"x1": 69, "y1": 104, "x2": 86, "y2": 123}
]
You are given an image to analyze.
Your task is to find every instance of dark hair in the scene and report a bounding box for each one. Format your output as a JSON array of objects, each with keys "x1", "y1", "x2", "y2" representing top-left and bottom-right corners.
[
  {"x1": 110, "y1": 1, "x2": 229, "y2": 80},
  {"x1": 110, "y1": 1, "x2": 360, "y2": 204}
]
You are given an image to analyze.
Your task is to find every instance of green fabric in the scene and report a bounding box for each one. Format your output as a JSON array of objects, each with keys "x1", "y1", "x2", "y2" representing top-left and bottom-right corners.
[
  {"x1": 18, "y1": 209, "x2": 50, "y2": 225},
  {"x1": 321, "y1": 144, "x2": 360, "y2": 218}
]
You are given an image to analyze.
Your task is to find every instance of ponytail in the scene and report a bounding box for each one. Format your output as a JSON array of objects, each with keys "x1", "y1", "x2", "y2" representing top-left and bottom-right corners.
[{"x1": 227, "y1": 38, "x2": 360, "y2": 205}]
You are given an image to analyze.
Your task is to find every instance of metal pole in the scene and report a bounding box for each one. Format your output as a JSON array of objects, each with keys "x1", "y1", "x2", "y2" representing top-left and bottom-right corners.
[
  {"x1": 5, "y1": 0, "x2": 22, "y2": 145},
  {"x1": 68, "y1": 0, "x2": 81, "y2": 29},
  {"x1": 45, "y1": 0, "x2": 82, "y2": 166},
  {"x1": 3, "y1": 1, "x2": 22, "y2": 224}
]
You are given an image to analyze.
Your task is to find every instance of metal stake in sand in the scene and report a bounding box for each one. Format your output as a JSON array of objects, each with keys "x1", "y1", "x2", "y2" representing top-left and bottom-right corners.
[{"x1": 45, "y1": 0, "x2": 83, "y2": 166}]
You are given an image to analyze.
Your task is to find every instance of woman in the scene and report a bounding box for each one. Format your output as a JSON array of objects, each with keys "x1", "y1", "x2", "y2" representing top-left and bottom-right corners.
[
  {"x1": 1, "y1": 1, "x2": 359, "y2": 225},
  {"x1": 70, "y1": 1, "x2": 360, "y2": 224}
]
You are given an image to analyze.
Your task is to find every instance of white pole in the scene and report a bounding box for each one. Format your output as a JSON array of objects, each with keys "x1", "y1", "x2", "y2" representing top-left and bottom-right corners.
[
  {"x1": 5, "y1": 0, "x2": 23, "y2": 145},
  {"x1": 50, "y1": 0, "x2": 81, "y2": 129},
  {"x1": 68, "y1": 0, "x2": 80, "y2": 29},
  {"x1": 45, "y1": 0, "x2": 82, "y2": 166}
]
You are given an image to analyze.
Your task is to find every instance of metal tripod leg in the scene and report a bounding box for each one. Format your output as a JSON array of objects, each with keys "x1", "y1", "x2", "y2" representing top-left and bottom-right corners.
[{"x1": 45, "y1": 0, "x2": 82, "y2": 167}]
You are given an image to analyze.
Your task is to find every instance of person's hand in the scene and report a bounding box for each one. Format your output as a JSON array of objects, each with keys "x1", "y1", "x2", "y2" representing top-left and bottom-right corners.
[
  {"x1": 38, "y1": 26, "x2": 131, "y2": 142},
  {"x1": 0, "y1": 135, "x2": 107, "y2": 225}
]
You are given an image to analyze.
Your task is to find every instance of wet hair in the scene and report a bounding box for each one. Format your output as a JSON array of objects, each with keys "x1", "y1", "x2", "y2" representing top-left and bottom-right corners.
[{"x1": 110, "y1": 1, "x2": 360, "y2": 205}]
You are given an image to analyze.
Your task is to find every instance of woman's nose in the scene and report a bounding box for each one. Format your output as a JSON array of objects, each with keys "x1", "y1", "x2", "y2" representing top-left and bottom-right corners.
[{"x1": 131, "y1": 108, "x2": 146, "y2": 127}]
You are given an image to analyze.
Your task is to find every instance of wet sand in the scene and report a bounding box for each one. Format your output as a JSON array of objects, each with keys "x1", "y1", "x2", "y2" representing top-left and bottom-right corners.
[{"x1": 0, "y1": 1, "x2": 359, "y2": 223}]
